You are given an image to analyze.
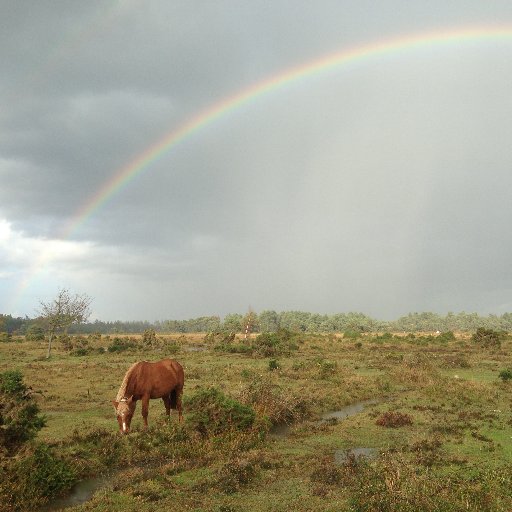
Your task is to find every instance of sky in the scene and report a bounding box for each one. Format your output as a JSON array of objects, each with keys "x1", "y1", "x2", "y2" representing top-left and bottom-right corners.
[{"x1": 1, "y1": 1, "x2": 512, "y2": 321}]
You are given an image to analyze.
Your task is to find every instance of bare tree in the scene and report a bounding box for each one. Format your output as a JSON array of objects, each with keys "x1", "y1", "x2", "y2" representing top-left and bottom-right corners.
[{"x1": 39, "y1": 289, "x2": 92, "y2": 358}]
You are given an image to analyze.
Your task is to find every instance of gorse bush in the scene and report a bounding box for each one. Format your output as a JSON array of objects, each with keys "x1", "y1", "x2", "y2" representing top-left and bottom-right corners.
[
  {"x1": 0, "y1": 370, "x2": 46, "y2": 457},
  {"x1": 437, "y1": 330, "x2": 456, "y2": 343},
  {"x1": 0, "y1": 369, "x2": 26, "y2": 395},
  {"x1": 186, "y1": 387, "x2": 256, "y2": 436},
  {"x1": 107, "y1": 337, "x2": 137, "y2": 352},
  {"x1": 216, "y1": 455, "x2": 258, "y2": 494},
  {"x1": 251, "y1": 328, "x2": 299, "y2": 357},
  {"x1": 0, "y1": 443, "x2": 77, "y2": 511},
  {"x1": 25, "y1": 325, "x2": 45, "y2": 342},
  {"x1": 0, "y1": 332, "x2": 12, "y2": 342},
  {"x1": 15, "y1": 443, "x2": 77, "y2": 499},
  {"x1": 498, "y1": 369, "x2": 512, "y2": 382},
  {"x1": 315, "y1": 358, "x2": 337, "y2": 379},
  {"x1": 471, "y1": 328, "x2": 506, "y2": 348},
  {"x1": 238, "y1": 377, "x2": 309, "y2": 426},
  {"x1": 205, "y1": 331, "x2": 236, "y2": 345},
  {"x1": 376, "y1": 411, "x2": 414, "y2": 428},
  {"x1": 142, "y1": 328, "x2": 157, "y2": 347},
  {"x1": 268, "y1": 359, "x2": 280, "y2": 371}
]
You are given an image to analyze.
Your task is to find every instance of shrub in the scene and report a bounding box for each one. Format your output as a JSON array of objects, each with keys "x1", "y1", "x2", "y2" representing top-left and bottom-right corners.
[
  {"x1": 216, "y1": 455, "x2": 258, "y2": 493},
  {"x1": 214, "y1": 342, "x2": 252, "y2": 354},
  {"x1": 205, "y1": 331, "x2": 236, "y2": 345},
  {"x1": 472, "y1": 328, "x2": 506, "y2": 348},
  {"x1": 142, "y1": 329, "x2": 157, "y2": 347},
  {"x1": 268, "y1": 359, "x2": 280, "y2": 371},
  {"x1": 238, "y1": 378, "x2": 309, "y2": 426},
  {"x1": 25, "y1": 325, "x2": 45, "y2": 342},
  {"x1": 57, "y1": 334, "x2": 73, "y2": 351},
  {"x1": 441, "y1": 353, "x2": 471, "y2": 369},
  {"x1": 376, "y1": 411, "x2": 413, "y2": 428},
  {"x1": 0, "y1": 370, "x2": 26, "y2": 395},
  {"x1": 164, "y1": 340, "x2": 180, "y2": 354},
  {"x1": 251, "y1": 329, "x2": 299, "y2": 357},
  {"x1": 499, "y1": 369, "x2": 512, "y2": 382},
  {"x1": 437, "y1": 330, "x2": 456, "y2": 343},
  {"x1": 70, "y1": 347, "x2": 101, "y2": 357},
  {"x1": 0, "y1": 370, "x2": 46, "y2": 456},
  {"x1": 107, "y1": 337, "x2": 137, "y2": 352},
  {"x1": 186, "y1": 388, "x2": 256, "y2": 436},
  {"x1": 374, "y1": 332, "x2": 393, "y2": 341},
  {"x1": 316, "y1": 359, "x2": 337, "y2": 379},
  {"x1": 15, "y1": 443, "x2": 76, "y2": 499},
  {"x1": 0, "y1": 332, "x2": 12, "y2": 343}
]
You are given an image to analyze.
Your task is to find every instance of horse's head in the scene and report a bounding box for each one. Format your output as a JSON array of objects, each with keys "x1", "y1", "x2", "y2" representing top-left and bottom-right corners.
[{"x1": 112, "y1": 396, "x2": 135, "y2": 434}]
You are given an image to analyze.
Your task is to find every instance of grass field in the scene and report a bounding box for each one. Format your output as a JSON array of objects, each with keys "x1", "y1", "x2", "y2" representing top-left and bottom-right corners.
[{"x1": 1, "y1": 331, "x2": 512, "y2": 511}]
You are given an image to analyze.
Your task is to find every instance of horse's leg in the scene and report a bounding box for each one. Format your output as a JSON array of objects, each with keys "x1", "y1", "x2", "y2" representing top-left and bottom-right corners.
[
  {"x1": 175, "y1": 385, "x2": 183, "y2": 422},
  {"x1": 141, "y1": 395, "x2": 150, "y2": 428},
  {"x1": 162, "y1": 396, "x2": 171, "y2": 417}
]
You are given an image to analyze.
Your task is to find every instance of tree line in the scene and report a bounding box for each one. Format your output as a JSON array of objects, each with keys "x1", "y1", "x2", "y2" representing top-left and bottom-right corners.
[{"x1": 2, "y1": 310, "x2": 512, "y2": 335}]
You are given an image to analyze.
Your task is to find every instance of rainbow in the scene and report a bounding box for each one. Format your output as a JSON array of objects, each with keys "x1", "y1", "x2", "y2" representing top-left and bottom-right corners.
[
  {"x1": 65, "y1": 25, "x2": 512, "y2": 237},
  {"x1": 10, "y1": 25, "x2": 512, "y2": 312}
]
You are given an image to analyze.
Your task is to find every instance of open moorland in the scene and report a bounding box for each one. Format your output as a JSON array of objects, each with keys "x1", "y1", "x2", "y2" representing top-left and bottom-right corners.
[{"x1": 1, "y1": 329, "x2": 512, "y2": 511}]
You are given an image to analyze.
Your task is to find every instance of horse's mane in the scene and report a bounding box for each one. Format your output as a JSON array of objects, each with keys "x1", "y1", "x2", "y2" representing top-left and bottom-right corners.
[{"x1": 115, "y1": 362, "x2": 140, "y2": 401}]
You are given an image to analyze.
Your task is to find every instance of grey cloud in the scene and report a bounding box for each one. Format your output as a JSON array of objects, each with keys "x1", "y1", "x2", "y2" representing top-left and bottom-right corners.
[{"x1": 2, "y1": 1, "x2": 512, "y2": 319}]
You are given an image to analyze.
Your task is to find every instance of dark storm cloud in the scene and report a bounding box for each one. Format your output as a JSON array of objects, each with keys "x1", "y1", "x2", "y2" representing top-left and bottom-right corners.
[{"x1": 2, "y1": 1, "x2": 512, "y2": 319}]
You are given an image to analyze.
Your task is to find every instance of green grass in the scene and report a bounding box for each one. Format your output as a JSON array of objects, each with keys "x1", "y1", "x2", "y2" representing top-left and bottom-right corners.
[{"x1": 2, "y1": 334, "x2": 512, "y2": 511}]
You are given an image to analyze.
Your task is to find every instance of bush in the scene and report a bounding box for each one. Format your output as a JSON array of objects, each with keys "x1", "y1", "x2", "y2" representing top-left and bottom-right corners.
[
  {"x1": 205, "y1": 331, "x2": 236, "y2": 345},
  {"x1": 0, "y1": 370, "x2": 46, "y2": 456},
  {"x1": 238, "y1": 378, "x2": 309, "y2": 426},
  {"x1": 472, "y1": 328, "x2": 506, "y2": 348},
  {"x1": 268, "y1": 359, "x2": 280, "y2": 371},
  {"x1": 164, "y1": 340, "x2": 180, "y2": 354},
  {"x1": 142, "y1": 329, "x2": 157, "y2": 347},
  {"x1": 376, "y1": 411, "x2": 413, "y2": 428},
  {"x1": 25, "y1": 325, "x2": 45, "y2": 342},
  {"x1": 251, "y1": 329, "x2": 299, "y2": 357},
  {"x1": 316, "y1": 359, "x2": 337, "y2": 379},
  {"x1": 0, "y1": 370, "x2": 26, "y2": 396},
  {"x1": 9, "y1": 443, "x2": 77, "y2": 504},
  {"x1": 216, "y1": 455, "x2": 258, "y2": 493},
  {"x1": 0, "y1": 332, "x2": 12, "y2": 343},
  {"x1": 437, "y1": 331, "x2": 456, "y2": 343},
  {"x1": 107, "y1": 337, "x2": 137, "y2": 352},
  {"x1": 20, "y1": 443, "x2": 76, "y2": 495},
  {"x1": 499, "y1": 369, "x2": 512, "y2": 382},
  {"x1": 186, "y1": 388, "x2": 256, "y2": 436}
]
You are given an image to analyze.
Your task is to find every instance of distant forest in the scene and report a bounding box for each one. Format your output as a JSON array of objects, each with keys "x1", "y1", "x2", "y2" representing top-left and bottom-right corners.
[{"x1": 2, "y1": 310, "x2": 512, "y2": 335}]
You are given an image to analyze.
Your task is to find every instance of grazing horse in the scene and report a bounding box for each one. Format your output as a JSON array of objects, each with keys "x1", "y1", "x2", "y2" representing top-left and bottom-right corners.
[{"x1": 112, "y1": 358, "x2": 184, "y2": 434}]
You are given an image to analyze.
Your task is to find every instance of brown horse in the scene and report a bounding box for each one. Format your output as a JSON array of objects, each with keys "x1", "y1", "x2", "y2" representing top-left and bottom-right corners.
[{"x1": 112, "y1": 358, "x2": 184, "y2": 434}]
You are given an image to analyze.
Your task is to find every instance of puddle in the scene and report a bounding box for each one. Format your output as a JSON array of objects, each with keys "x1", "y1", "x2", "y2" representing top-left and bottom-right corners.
[
  {"x1": 270, "y1": 399, "x2": 378, "y2": 438},
  {"x1": 334, "y1": 447, "x2": 377, "y2": 465},
  {"x1": 321, "y1": 399, "x2": 378, "y2": 422},
  {"x1": 41, "y1": 475, "x2": 111, "y2": 511}
]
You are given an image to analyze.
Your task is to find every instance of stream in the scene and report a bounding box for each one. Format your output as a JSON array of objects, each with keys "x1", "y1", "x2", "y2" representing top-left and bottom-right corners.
[
  {"x1": 45, "y1": 399, "x2": 378, "y2": 510},
  {"x1": 41, "y1": 475, "x2": 112, "y2": 511},
  {"x1": 271, "y1": 398, "x2": 379, "y2": 465}
]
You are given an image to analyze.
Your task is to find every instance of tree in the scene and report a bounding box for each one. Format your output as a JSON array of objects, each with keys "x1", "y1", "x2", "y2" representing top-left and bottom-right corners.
[
  {"x1": 39, "y1": 289, "x2": 92, "y2": 358},
  {"x1": 258, "y1": 310, "x2": 280, "y2": 332},
  {"x1": 223, "y1": 313, "x2": 244, "y2": 333}
]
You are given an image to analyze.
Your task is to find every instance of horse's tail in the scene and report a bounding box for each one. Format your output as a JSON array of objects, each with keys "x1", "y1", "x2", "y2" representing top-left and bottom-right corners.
[{"x1": 170, "y1": 389, "x2": 177, "y2": 409}]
